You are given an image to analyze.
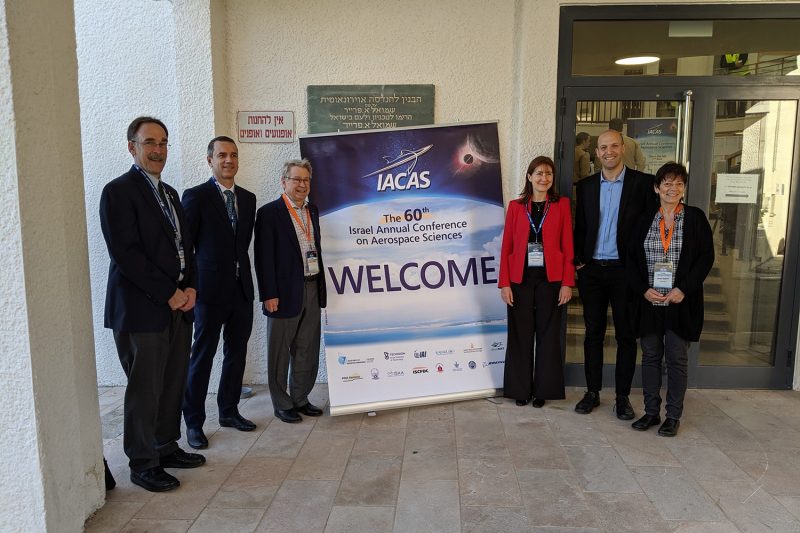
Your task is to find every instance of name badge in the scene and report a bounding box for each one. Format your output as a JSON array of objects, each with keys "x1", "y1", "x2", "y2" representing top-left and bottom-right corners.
[
  {"x1": 177, "y1": 244, "x2": 186, "y2": 272},
  {"x1": 527, "y1": 242, "x2": 544, "y2": 267},
  {"x1": 306, "y1": 250, "x2": 320, "y2": 275},
  {"x1": 653, "y1": 261, "x2": 674, "y2": 289}
]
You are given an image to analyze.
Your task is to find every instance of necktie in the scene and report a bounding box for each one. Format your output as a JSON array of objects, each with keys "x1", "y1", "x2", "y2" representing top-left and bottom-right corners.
[{"x1": 223, "y1": 190, "x2": 237, "y2": 232}]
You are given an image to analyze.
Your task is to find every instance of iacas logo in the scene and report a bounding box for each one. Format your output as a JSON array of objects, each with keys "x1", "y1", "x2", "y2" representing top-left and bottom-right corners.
[{"x1": 362, "y1": 145, "x2": 433, "y2": 192}]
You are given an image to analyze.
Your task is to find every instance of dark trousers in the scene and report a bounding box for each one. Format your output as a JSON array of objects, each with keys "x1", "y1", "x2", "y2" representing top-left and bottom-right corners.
[
  {"x1": 114, "y1": 310, "x2": 191, "y2": 472},
  {"x1": 183, "y1": 284, "x2": 253, "y2": 429},
  {"x1": 641, "y1": 329, "x2": 690, "y2": 420},
  {"x1": 267, "y1": 279, "x2": 321, "y2": 411},
  {"x1": 503, "y1": 268, "x2": 565, "y2": 401},
  {"x1": 577, "y1": 263, "x2": 637, "y2": 395}
]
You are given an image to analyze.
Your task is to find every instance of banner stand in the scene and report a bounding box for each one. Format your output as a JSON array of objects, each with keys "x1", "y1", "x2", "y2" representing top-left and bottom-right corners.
[{"x1": 330, "y1": 388, "x2": 501, "y2": 416}]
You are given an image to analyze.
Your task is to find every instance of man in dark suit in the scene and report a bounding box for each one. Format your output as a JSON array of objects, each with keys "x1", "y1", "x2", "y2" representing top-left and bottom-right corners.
[
  {"x1": 181, "y1": 136, "x2": 257, "y2": 450},
  {"x1": 100, "y1": 116, "x2": 205, "y2": 493},
  {"x1": 573, "y1": 129, "x2": 655, "y2": 419},
  {"x1": 254, "y1": 159, "x2": 327, "y2": 423}
]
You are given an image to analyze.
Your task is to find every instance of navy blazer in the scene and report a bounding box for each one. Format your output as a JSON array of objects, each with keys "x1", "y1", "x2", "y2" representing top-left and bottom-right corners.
[
  {"x1": 100, "y1": 166, "x2": 196, "y2": 332},
  {"x1": 254, "y1": 196, "x2": 327, "y2": 318},
  {"x1": 181, "y1": 178, "x2": 256, "y2": 305},
  {"x1": 626, "y1": 205, "x2": 715, "y2": 341},
  {"x1": 573, "y1": 167, "x2": 657, "y2": 266}
]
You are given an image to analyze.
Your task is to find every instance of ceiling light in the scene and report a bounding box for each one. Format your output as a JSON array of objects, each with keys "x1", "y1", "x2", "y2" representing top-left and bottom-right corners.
[{"x1": 615, "y1": 56, "x2": 660, "y2": 66}]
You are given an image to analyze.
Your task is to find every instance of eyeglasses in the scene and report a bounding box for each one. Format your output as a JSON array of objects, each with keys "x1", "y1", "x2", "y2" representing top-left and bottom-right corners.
[
  {"x1": 660, "y1": 181, "x2": 685, "y2": 189},
  {"x1": 134, "y1": 141, "x2": 170, "y2": 149},
  {"x1": 286, "y1": 177, "x2": 311, "y2": 184}
]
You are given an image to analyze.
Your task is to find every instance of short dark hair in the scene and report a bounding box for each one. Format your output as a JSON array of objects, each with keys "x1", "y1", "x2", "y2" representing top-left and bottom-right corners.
[
  {"x1": 654, "y1": 162, "x2": 689, "y2": 187},
  {"x1": 127, "y1": 116, "x2": 168, "y2": 141},
  {"x1": 576, "y1": 132, "x2": 590, "y2": 144},
  {"x1": 207, "y1": 136, "x2": 237, "y2": 158},
  {"x1": 609, "y1": 118, "x2": 624, "y2": 132},
  {"x1": 518, "y1": 155, "x2": 559, "y2": 204}
]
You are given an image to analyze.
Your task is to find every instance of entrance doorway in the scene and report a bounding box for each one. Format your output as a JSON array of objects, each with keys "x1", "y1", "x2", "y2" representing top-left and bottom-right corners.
[{"x1": 559, "y1": 87, "x2": 799, "y2": 389}]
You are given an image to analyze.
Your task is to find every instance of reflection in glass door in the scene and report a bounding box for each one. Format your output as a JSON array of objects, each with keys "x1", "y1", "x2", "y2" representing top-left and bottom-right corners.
[{"x1": 702, "y1": 100, "x2": 797, "y2": 369}]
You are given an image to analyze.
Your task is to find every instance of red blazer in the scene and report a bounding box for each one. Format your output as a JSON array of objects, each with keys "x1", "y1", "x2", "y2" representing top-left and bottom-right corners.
[{"x1": 498, "y1": 196, "x2": 575, "y2": 288}]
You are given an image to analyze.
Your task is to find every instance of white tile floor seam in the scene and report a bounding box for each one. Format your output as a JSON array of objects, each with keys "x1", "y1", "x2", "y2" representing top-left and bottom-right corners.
[{"x1": 88, "y1": 386, "x2": 800, "y2": 532}]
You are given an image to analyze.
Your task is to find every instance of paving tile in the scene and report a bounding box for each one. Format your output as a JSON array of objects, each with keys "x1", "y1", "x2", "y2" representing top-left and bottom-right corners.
[
  {"x1": 516, "y1": 469, "x2": 596, "y2": 528},
  {"x1": 120, "y1": 519, "x2": 194, "y2": 532},
  {"x1": 312, "y1": 412, "x2": 364, "y2": 436},
  {"x1": 529, "y1": 528, "x2": 600, "y2": 533},
  {"x1": 200, "y1": 426, "x2": 260, "y2": 465},
  {"x1": 630, "y1": 466, "x2": 725, "y2": 521},
  {"x1": 246, "y1": 419, "x2": 313, "y2": 458},
  {"x1": 406, "y1": 418, "x2": 456, "y2": 439},
  {"x1": 775, "y1": 495, "x2": 800, "y2": 521},
  {"x1": 459, "y1": 454, "x2": 521, "y2": 507},
  {"x1": 671, "y1": 443, "x2": 751, "y2": 482},
  {"x1": 134, "y1": 465, "x2": 234, "y2": 520},
  {"x1": 323, "y1": 506, "x2": 394, "y2": 533},
  {"x1": 547, "y1": 411, "x2": 610, "y2": 447},
  {"x1": 351, "y1": 426, "x2": 406, "y2": 456},
  {"x1": 408, "y1": 402, "x2": 454, "y2": 423},
  {"x1": 401, "y1": 434, "x2": 458, "y2": 481},
  {"x1": 361, "y1": 407, "x2": 408, "y2": 428},
  {"x1": 207, "y1": 457, "x2": 292, "y2": 509},
  {"x1": 599, "y1": 423, "x2": 680, "y2": 467},
  {"x1": 188, "y1": 507, "x2": 265, "y2": 532},
  {"x1": 564, "y1": 445, "x2": 640, "y2": 493},
  {"x1": 285, "y1": 433, "x2": 355, "y2": 480},
  {"x1": 726, "y1": 450, "x2": 800, "y2": 497},
  {"x1": 460, "y1": 506, "x2": 530, "y2": 533},
  {"x1": 394, "y1": 479, "x2": 460, "y2": 533},
  {"x1": 335, "y1": 454, "x2": 402, "y2": 506},
  {"x1": 84, "y1": 501, "x2": 145, "y2": 532},
  {"x1": 500, "y1": 410, "x2": 570, "y2": 470},
  {"x1": 700, "y1": 480, "x2": 800, "y2": 532},
  {"x1": 669, "y1": 522, "x2": 740, "y2": 533},
  {"x1": 256, "y1": 479, "x2": 339, "y2": 533},
  {"x1": 584, "y1": 492, "x2": 672, "y2": 533},
  {"x1": 685, "y1": 412, "x2": 763, "y2": 452}
]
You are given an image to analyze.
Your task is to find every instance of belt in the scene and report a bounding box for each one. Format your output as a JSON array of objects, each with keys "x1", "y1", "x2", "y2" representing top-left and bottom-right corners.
[
  {"x1": 590, "y1": 259, "x2": 622, "y2": 267},
  {"x1": 305, "y1": 274, "x2": 319, "y2": 282}
]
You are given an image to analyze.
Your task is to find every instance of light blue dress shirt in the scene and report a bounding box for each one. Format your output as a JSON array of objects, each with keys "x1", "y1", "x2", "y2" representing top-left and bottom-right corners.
[{"x1": 593, "y1": 167, "x2": 626, "y2": 260}]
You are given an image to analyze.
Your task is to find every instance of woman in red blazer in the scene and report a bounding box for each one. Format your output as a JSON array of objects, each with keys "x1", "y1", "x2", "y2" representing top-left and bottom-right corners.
[{"x1": 499, "y1": 155, "x2": 575, "y2": 407}]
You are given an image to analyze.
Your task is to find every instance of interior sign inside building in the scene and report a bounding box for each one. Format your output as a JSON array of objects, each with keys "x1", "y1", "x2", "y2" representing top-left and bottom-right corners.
[
  {"x1": 307, "y1": 84, "x2": 435, "y2": 134},
  {"x1": 237, "y1": 111, "x2": 295, "y2": 143}
]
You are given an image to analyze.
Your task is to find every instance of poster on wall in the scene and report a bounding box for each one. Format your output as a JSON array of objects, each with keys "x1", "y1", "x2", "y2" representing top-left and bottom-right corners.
[
  {"x1": 300, "y1": 122, "x2": 506, "y2": 415},
  {"x1": 626, "y1": 117, "x2": 679, "y2": 175},
  {"x1": 715, "y1": 173, "x2": 759, "y2": 204}
]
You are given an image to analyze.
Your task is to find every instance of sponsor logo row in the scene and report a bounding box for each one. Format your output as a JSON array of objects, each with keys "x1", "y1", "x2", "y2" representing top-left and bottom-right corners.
[{"x1": 339, "y1": 359, "x2": 505, "y2": 382}]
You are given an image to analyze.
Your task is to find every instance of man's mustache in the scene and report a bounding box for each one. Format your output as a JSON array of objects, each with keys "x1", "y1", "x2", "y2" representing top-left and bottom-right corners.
[{"x1": 148, "y1": 154, "x2": 165, "y2": 162}]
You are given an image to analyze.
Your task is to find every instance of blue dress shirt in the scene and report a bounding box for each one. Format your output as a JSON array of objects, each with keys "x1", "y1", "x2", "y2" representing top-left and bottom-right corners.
[{"x1": 593, "y1": 167, "x2": 626, "y2": 260}]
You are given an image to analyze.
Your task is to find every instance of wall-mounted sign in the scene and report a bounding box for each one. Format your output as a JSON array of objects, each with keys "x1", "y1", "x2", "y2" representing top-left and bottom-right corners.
[
  {"x1": 237, "y1": 111, "x2": 295, "y2": 143},
  {"x1": 715, "y1": 173, "x2": 759, "y2": 204},
  {"x1": 307, "y1": 84, "x2": 435, "y2": 134}
]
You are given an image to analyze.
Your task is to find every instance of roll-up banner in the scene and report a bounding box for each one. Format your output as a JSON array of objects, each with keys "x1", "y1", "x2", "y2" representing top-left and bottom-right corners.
[{"x1": 300, "y1": 122, "x2": 507, "y2": 415}]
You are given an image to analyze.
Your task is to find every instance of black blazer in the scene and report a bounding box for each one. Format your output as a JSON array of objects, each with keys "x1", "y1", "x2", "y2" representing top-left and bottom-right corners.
[
  {"x1": 254, "y1": 196, "x2": 327, "y2": 318},
  {"x1": 573, "y1": 167, "x2": 657, "y2": 266},
  {"x1": 181, "y1": 178, "x2": 256, "y2": 305},
  {"x1": 626, "y1": 205, "x2": 715, "y2": 341},
  {"x1": 100, "y1": 166, "x2": 196, "y2": 332}
]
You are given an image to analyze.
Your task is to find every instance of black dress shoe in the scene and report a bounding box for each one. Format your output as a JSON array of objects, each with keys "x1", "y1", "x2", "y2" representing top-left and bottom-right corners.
[
  {"x1": 104, "y1": 458, "x2": 116, "y2": 490},
  {"x1": 160, "y1": 448, "x2": 206, "y2": 469},
  {"x1": 658, "y1": 417, "x2": 680, "y2": 437},
  {"x1": 614, "y1": 395, "x2": 635, "y2": 420},
  {"x1": 130, "y1": 466, "x2": 179, "y2": 492},
  {"x1": 631, "y1": 413, "x2": 661, "y2": 431},
  {"x1": 219, "y1": 413, "x2": 257, "y2": 431},
  {"x1": 531, "y1": 398, "x2": 546, "y2": 408},
  {"x1": 575, "y1": 391, "x2": 600, "y2": 414},
  {"x1": 296, "y1": 403, "x2": 323, "y2": 417},
  {"x1": 515, "y1": 399, "x2": 529, "y2": 406},
  {"x1": 187, "y1": 427, "x2": 208, "y2": 449},
  {"x1": 274, "y1": 408, "x2": 302, "y2": 423}
]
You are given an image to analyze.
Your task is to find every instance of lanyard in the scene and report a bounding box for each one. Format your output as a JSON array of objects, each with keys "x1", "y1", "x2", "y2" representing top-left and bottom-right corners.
[
  {"x1": 283, "y1": 194, "x2": 312, "y2": 243},
  {"x1": 658, "y1": 204, "x2": 683, "y2": 255},
  {"x1": 135, "y1": 165, "x2": 178, "y2": 234},
  {"x1": 525, "y1": 199, "x2": 550, "y2": 240}
]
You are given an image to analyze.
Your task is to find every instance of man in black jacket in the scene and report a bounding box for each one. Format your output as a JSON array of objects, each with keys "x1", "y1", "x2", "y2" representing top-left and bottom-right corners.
[{"x1": 573, "y1": 129, "x2": 655, "y2": 419}]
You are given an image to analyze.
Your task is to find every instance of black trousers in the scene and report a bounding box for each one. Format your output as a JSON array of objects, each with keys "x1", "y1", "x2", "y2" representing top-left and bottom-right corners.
[
  {"x1": 503, "y1": 267, "x2": 565, "y2": 401},
  {"x1": 576, "y1": 263, "x2": 637, "y2": 395},
  {"x1": 641, "y1": 327, "x2": 690, "y2": 420},
  {"x1": 114, "y1": 310, "x2": 192, "y2": 472},
  {"x1": 183, "y1": 283, "x2": 253, "y2": 429}
]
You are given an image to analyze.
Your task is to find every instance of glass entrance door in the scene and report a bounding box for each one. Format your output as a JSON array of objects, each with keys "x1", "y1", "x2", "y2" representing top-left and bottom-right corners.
[{"x1": 559, "y1": 86, "x2": 799, "y2": 389}]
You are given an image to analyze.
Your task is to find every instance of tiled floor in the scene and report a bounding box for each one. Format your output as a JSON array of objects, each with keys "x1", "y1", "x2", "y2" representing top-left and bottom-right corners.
[{"x1": 87, "y1": 386, "x2": 800, "y2": 532}]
